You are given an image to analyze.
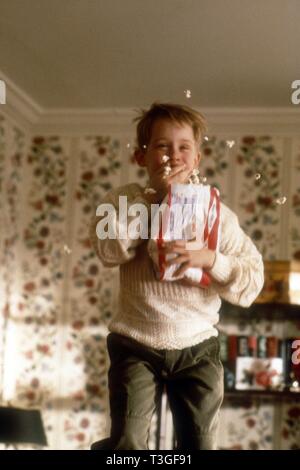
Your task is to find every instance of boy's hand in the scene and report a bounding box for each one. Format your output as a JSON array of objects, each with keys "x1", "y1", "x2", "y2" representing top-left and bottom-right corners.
[
  {"x1": 146, "y1": 164, "x2": 192, "y2": 203},
  {"x1": 159, "y1": 240, "x2": 216, "y2": 277}
]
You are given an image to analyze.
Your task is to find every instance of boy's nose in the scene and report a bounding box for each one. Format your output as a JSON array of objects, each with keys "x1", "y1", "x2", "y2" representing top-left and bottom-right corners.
[{"x1": 169, "y1": 148, "x2": 181, "y2": 165}]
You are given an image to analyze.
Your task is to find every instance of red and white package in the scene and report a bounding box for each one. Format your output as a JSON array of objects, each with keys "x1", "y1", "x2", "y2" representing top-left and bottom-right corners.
[{"x1": 148, "y1": 183, "x2": 221, "y2": 287}]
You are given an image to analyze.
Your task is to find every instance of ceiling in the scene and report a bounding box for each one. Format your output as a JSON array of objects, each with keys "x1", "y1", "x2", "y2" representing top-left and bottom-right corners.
[{"x1": 0, "y1": 0, "x2": 299, "y2": 109}]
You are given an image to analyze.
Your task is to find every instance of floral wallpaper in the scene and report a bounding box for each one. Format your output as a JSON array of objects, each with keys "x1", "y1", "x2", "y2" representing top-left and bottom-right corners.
[
  {"x1": 0, "y1": 114, "x2": 6, "y2": 394},
  {"x1": 281, "y1": 404, "x2": 300, "y2": 450},
  {"x1": 233, "y1": 136, "x2": 284, "y2": 260},
  {"x1": 0, "y1": 111, "x2": 299, "y2": 450},
  {"x1": 218, "y1": 400, "x2": 274, "y2": 450},
  {"x1": 0, "y1": 116, "x2": 28, "y2": 404},
  {"x1": 12, "y1": 135, "x2": 70, "y2": 448},
  {"x1": 58, "y1": 135, "x2": 121, "y2": 449},
  {"x1": 201, "y1": 136, "x2": 232, "y2": 204},
  {"x1": 290, "y1": 139, "x2": 300, "y2": 260}
]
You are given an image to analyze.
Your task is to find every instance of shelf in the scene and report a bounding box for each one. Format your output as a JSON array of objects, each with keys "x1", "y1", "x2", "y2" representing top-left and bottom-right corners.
[
  {"x1": 220, "y1": 301, "x2": 300, "y2": 319},
  {"x1": 224, "y1": 389, "x2": 300, "y2": 400}
]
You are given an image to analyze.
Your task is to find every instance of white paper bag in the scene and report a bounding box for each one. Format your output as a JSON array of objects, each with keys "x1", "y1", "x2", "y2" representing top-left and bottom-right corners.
[{"x1": 148, "y1": 183, "x2": 221, "y2": 287}]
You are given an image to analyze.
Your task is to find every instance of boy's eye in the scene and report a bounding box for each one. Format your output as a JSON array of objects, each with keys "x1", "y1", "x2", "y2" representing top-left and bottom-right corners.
[{"x1": 155, "y1": 144, "x2": 192, "y2": 150}]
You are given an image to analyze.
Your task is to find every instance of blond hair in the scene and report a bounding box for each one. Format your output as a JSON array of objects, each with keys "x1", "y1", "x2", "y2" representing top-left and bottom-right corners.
[{"x1": 134, "y1": 102, "x2": 207, "y2": 151}]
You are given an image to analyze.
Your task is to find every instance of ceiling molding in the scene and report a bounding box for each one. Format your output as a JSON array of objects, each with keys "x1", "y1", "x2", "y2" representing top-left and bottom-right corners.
[
  {"x1": 0, "y1": 70, "x2": 41, "y2": 131},
  {"x1": 32, "y1": 106, "x2": 300, "y2": 137},
  {"x1": 1, "y1": 70, "x2": 300, "y2": 136}
]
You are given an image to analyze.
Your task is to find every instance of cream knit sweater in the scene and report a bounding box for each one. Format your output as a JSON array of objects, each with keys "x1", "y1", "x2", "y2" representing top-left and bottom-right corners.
[{"x1": 90, "y1": 183, "x2": 264, "y2": 350}]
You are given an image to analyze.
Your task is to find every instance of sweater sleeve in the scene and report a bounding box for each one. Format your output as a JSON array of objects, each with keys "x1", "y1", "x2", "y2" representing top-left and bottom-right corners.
[
  {"x1": 208, "y1": 202, "x2": 264, "y2": 307},
  {"x1": 89, "y1": 183, "x2": 151, "y2": 267}
]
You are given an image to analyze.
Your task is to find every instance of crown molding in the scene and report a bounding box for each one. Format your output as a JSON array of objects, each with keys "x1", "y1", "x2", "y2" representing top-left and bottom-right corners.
[
  {"x1": 32, "y1": 108, "x2": 300, "y2": 137},
  {"x1": 0, "y1": 70, "x2": 42, "y2": 131},
  {"x1": 203, "y1": 107, "x2": 300, "y2": 135},
  {"x1": 32, "y1": 106, "x2": 300, "y2": 136},
  {"x1": 1, "y1": 71, "x2": 300, "y2": 135}
]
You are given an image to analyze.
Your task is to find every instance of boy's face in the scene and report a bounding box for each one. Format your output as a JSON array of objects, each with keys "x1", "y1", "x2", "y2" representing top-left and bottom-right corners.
[{"x1": 136, "y1": 119, "x2": 200, "y2": 180}]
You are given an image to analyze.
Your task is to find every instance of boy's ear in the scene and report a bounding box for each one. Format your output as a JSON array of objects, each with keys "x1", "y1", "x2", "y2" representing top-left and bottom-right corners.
[
  {"x1": 134, "y1": 149, "x2": 147, "y2": 167},
  {"x1": 195, "y1": 151, "x2": 201, "y2": 166}
]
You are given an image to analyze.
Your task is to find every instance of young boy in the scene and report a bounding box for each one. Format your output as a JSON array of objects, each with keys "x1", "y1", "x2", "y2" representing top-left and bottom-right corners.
[{"x1": 89, "y1": 102, "x2": 264, "y2": 450}]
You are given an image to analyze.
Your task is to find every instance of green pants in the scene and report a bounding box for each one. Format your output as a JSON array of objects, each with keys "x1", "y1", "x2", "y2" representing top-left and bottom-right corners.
[{"x1": 107, "y1": 332, "x2": 224, "y2": 450}]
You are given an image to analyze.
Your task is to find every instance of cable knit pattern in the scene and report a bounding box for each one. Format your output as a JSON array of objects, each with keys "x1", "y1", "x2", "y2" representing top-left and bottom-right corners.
[{"x1": 90, "y1": 183, "x2": 264, "y2": 350}]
